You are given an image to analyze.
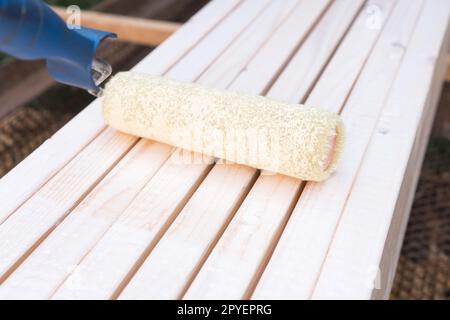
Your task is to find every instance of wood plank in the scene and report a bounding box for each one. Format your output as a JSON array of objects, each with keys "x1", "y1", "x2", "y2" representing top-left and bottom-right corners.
[
  {"x1": 267, "y1": 0, "x2": 361, "y2": 103},
  {"x1": 119, "y1": 0, "x2": 335, "y2": 300},
  {"x1": 9, "y1": 2, "x2": 284, "y2": 300},
  {"x1": 0, "y1": 129, "x2": 137, "y2": 282},
  {"x1": 52, "y1": 6, "x2": 182, "y2": 47},
  {"x1": 298, "y1": 0, "x2": 393, "y2": 109},
  {"x1": 0, "y1": 102, "x2": 104, "y2": 225},
  {"x1": 184, "y1": 0, "x2": 383, "y2": 300},
  {"x1": 52, "y1": 0, "x2": 332, "y2": 300},
  {"x1": 252, "y1": 0, "x2": 425, "y2": 299},
  {"x1": 375, "y1": 34, "x2": 450, "y2": 298},
  {"x1": 44, "y1": 0, "x2": 279, "y2": 300},
  {"x1": 0, "y1": 140, "x2": 173, "y2": 299},
  {"x1": 117, "y1": 165, "x2": 257, "y2": 300},
  {"x1": 132, "y1": 0, "x2": 243, "y2": 75},
  {"x1": 184, "y1": 175, "x2": 302, "y2": 300},
  {"x1": 116, "y1": 0, "x2": 366, "y2": 300},
  {"x1": 228, "y1": 0, "x2": 333, "y2": 95},
  {"x1": 196, "y1": 0, "x2": 300, "y2": 88},
  {"x1": 59, "y1": 165, "x2": 252, "y2": 299},
  {"x1": 0, "y1": 0, "x2": 242, "y2": 225},
  {"x1": 165, "y1": 0, "x2": 273, "y2": 82},
  {"x1": 0, "y1": 0, "x2": 257, "y2": 298},
  {"x1": 0, "y1": 0, "x2": 242, "y2": 288},
  {"x1": 52, "y1": 151, "x2": 213, "y2": 300},
  {"x1": 1, "y1": 0, "x2": 444, "y2": 301},
  {"x1": 312, "y1": 0, "x2": 450, "y2": 299},
  {"x1": 373, "y1": 70, "x2": 446, "y2": 299}
]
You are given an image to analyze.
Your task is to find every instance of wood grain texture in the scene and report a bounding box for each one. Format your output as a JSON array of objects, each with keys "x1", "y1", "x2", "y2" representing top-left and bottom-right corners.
[
  {"x1": 267, "y1": 0, "x2": 365, "y2": 103},
  {"x1": 0, "y1": 0, "x2": 242, "y2": 293},
  {"x1": 53, "y1": 2, "x2": 334, "y2": 300},
  {"x1": 46, "y1": 0, "x2": 292, "y2": 299},
  {"x1": 52, "y1": 152, "x2": 213, "y2": 299},
  {"x1": 312, "y1": 0, "x2": 450, "y2": 299},
  {"x1": 119, "y1": 164, "x2": 257, "y2": 299},
  {"x1": 184, "y1": 174, "x2": 302, "y2": 300},
  {"x1": 0, "y1": 0, "x2": 242, "y2": 225},
  {"x1": 166, "y1": 0, "x2": 273, "y2": 82},
  {"x1": 184, "y1": 0, "x2": 366, "y2": 300},
  {"x1": 0, "y1": 140, "x2": 173, "y2": 299},
  {"x1": 375, "y1": 26, "x2": 450, "y2": 299},
  {"x1": 0, "y1": 0, "x2": 448, "y2": 300},
  {"x1": 196, "y1": 0, "x2": 300, "y2": 89},
  {"x1": 253, "y1": 0, "x2": 424, "y2": 299},
  {"x1": 0, "y1": 102, "x2": 104, "y2": 225},
  {"x1": 0, "y1": 129, "x2": 137, "y2": 283},
  {"x1": 229, "y1": 0, "x2": 333, "y2": 95},
  {"x1": 117, "y1": 0, "x2": 334, "y2": 300}
]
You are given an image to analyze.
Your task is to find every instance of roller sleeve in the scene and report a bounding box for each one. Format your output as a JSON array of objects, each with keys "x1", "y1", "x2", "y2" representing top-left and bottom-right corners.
[{"x1": 102, "y1": 72, "x2": 344, "y2": 181}]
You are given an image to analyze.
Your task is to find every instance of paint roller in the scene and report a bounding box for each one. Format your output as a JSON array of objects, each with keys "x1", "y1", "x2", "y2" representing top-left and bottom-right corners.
[
  {"x1": 0, "y1": 0, "x2": 343, "y2": 181},
  {"x1": 103, "y1": 72, "x2": 344, "y2": 182}
]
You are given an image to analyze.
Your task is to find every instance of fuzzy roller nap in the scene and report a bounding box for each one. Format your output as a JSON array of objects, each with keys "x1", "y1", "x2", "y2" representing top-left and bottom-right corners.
[{"x1": 102, "y1": 72, "x2": 344, "y2": 181}]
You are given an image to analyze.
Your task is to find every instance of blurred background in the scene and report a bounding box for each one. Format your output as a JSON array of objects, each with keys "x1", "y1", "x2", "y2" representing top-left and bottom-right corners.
[{"x1": 0, "y1": 0, "x2": 448, "y2": 300}]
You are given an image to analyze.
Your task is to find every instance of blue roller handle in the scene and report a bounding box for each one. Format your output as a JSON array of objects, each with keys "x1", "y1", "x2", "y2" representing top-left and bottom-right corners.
[{"x1": 0, "y1": 0, "x2": 115, "y2": 93}]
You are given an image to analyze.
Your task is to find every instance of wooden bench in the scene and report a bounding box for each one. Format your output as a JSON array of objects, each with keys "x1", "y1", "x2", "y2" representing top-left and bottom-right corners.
[{"x1": 0, "y1": 0, "x2": 448, "y2": 299}]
